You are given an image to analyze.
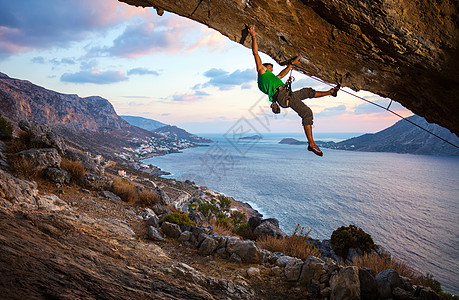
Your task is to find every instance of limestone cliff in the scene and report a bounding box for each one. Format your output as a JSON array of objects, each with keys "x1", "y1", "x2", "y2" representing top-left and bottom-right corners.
[{"x1": 119, "y1": 0, "x2": 459, "y2": 135}]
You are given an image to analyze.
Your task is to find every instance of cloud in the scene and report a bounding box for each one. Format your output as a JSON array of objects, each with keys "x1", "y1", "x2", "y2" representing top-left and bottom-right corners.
[
  {"x1": 127, "y1": 67, "x2": 160, "y2": 76},
  {"x1": 171, "y1": 90, "x2": 210, "y2": 102},
  {"x1": 50, "y1": 58, "x2": 76, "y2": 65},
  {"x1": 186, "y1": 31, "x2": 226, "y2": 53},
  {"x1": 316, "y1": 105, "x2": 347, "y2": 117},
  {"x1": 31, "y1": 56, "x2": 45, "y2": 64},
  {"x1": 101, "y1": 14, "x2": 201, "y2": 58},
  {"x1": 0, "y1": 0, "x2": 151, "y2": 56},
  {"x1": 202, "y1": 68, "x2": 256, "y2": 90},
  {"x1": 60, "y1": 70, "x2": 128, "y2": 84}
]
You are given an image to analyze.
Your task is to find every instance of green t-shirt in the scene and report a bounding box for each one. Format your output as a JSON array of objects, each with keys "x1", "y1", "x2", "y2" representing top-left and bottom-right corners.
[{"x1": 257, "y1": 69, "x2": 284, "y2": 102}]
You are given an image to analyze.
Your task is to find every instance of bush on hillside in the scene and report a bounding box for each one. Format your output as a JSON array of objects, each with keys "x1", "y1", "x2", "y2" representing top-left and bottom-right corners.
[
  {"x1": 137, "y1": 189, "x2": 160, "y2": 207},
  {"x1": 217, "y1": 195, "x2": 231, "y2": 212},
  {"x1": 111, "y1": 177, "x2": 138, "y2": 203},
  {"x1": 331, "y1": 224, "x2": 376, "y2": 259},
  {"x1": 60, "y1": 158, "x2": 86, "y2": 181},
  {"x1": 257, "y1": 225, "x2": 321, "y2": 260},
  {"x1": 198, "y1": 202, "x2": 219, "y2": 217},
  {"x1": 160, "y1": 211, "x2": 196, "y2": 227},
  {"x1": 0, "y1": 113, "x2": 13, "y2": 135}
]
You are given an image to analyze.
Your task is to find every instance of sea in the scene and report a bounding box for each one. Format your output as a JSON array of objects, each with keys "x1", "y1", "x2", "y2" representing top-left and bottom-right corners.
[{"x1": 143, "y1": 132, "x2": 459, "y2": 294}]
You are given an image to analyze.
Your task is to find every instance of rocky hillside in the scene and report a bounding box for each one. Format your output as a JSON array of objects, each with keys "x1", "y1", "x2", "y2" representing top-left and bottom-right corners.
[
  {"x1": 120, "y1": 0, "x2": 459, "y2": 136},
  {"x1": 0, "y1": 121, "x2": 446, "y2": 299},
  {"x1": 0, "y1": 72, "x2": 159, "y2": 157},
  {"x1": 318, "y1": 115, "x2": 459, "y2": 155}
]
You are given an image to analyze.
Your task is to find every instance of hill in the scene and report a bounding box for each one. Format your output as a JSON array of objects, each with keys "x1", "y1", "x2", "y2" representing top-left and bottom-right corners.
[
  {"x1": 318, "y1": 115, "x2": 459, "y2": 155},
  {"x1": 121, "y1": 115, "x2": 167, "y2": 131},
  {"x1": 153, "y1": 125, "x2": 212, "y2": 144}
]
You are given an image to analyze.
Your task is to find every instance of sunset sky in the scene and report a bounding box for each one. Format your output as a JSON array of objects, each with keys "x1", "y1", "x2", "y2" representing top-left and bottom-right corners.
[{"x1": 0, "y1": 0, "x2": 412, "y2": 134}]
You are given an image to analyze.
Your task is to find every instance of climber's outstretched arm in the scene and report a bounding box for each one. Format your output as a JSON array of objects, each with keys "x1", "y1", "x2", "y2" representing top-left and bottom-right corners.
[
  {"x1": 277, "y1": 56, "x2": 300, "y2": 79},
  {"x1": 248, "y1": 27, "x2": 265, "y2": 75}
]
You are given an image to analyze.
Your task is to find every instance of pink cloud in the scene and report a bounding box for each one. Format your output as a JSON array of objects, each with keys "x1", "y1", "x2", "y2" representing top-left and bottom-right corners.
[{"x1": 186, "y1": 32, "x2": 227, "y2": 53}]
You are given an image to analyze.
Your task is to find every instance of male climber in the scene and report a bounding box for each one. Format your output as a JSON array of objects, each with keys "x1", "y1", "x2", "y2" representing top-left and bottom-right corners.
[{"x1": 248, "y1": 26, "x2": 339, "y2": 156}]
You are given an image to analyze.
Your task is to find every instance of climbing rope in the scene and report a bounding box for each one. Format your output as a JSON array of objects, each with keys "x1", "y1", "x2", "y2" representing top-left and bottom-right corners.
[{"x1": 302, "y1": 73, "x2": 459, "y2": 149}]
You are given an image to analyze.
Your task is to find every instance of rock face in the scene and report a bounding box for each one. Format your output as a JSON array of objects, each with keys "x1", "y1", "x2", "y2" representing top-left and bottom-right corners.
[{"x1": 120, "y1": 0, "x2": 458, "y2": 135}]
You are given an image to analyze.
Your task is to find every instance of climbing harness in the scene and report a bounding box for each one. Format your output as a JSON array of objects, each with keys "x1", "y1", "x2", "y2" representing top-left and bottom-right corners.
[
  {"x1": 302, "y1": 74, "x2": 459, "y2": 149},
  {"x1": 272, "y1": 68, "x2": 295, "y2": 113}
]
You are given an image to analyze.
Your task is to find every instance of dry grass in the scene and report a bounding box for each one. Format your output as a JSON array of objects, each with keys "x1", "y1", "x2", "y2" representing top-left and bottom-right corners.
[
  {"x1": 211, "y1": 222, "x2": 235, "y2": 236},
  {"x1": 60, "y1": 158, "x2": 86, "y2": 181},
  {"x1": 345, "y1": 253, "x2": 425, "y2": 284},
  {"x1": 111, "y1": 177, "x2": 138, "y2": 203},
  {"x1": 6, "y1": 131, "x2": 29, "y2": 153},
  {"x1": 137, "y1": 189, "x2": 160, "y2": 207},
  {"x1": 257, "y1": 225, "x2": 321, "y2": 260},
  {"x1": 12, "y1": 156, "x2": 38, "y2": 178}
]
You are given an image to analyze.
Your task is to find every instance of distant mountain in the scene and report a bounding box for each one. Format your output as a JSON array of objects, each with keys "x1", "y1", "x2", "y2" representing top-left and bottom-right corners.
[
  {"x1": 121, "y1": 116, "x2": 167, "y2": 131},
  {"x1": 279, "y1": 138, "x2": 307, "y2": 145},
  {"x1": 153, "y1": 125, "x2": 212, "y2": 143},
  {"x1": 317, "y1": 115, "x2": 459, "y2": 155},
  {"x1": 0, "y1": 72, "x2": 163, "y2": 158}
]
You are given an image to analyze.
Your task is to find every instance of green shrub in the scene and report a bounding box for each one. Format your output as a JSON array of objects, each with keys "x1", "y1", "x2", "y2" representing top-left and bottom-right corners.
[
  {"x1": 198, "y1": 202, "x2": 219, "y2": 217},
  {"x1": 218, "y1": 195, "x2": 231, "y2": 212},
  {"x1": 331, "y1": 225, "x2": 376, "y2": 259},
  {"x1": 216, "y1": 213, "x2": 231, "y2": 228},
  {"x1": 160, "y1": 211, "x2": 196, "y2": 227},
  {"x1": 235, "y1": 223, "x2": 254, "y2": 239},
  {"x1": 0, "y1": 113, "x2": 13, "y2": 135},
  {"x1": 230, "y1": 210, "x2": 247, "y2": 226}
]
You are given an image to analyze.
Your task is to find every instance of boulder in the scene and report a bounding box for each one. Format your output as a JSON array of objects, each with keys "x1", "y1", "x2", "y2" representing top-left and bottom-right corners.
[
  {"x1": 189, "y1": 211, "x2": 206, "y2": 225},
  {"x1": 253, "y1": 221, "x2": 287, "y2": 239},
  {"x1": 44, "y1": 167, "x2": 70, "y2": 184},
  {"x1": 139, "y1": 208, "x2": 156, "y2": 220},
  {"x1": 178, "y1": 231, "x2": 192, "y2": 242},
  {"x1": 16, "y1": 148, "x2": 61, "y2": 171},
  {"x1": 228, "y1": 253, "x2": 242, "y2": 263},
  {"x1": 99, "y1": 190, "x2": 122, "y2": 202},
  {"x1": 0, "y1": 169, "x2": 38, "y2": 208},
  {"x1": 284, "y1": 258, "x2": 304, "y2": 282},
  {"x1": 418, "y1": 287, "x2": 442, "y2": 300},
  {"x1": 299, "y1": 256, "x2": 326, "y2": 284},
  {"x1": 198, "y1": 236, "x2": 218, "y2": 256},
  {"x1": 151, "y1": 203, "x2": 172, "y2": 216},
  {"x1": 346, "y1": 247, "x2": 363, "y2": 262},
  {"x1": 375, "y1": 269, "x2": 404, "y2": 298},
  {"x1": 226, "y1": 236, "x2": 242, "y2": 254},
  {"x1": 359, "y1": 268, "x2": 378, "y2": 300},
  {"x1": 18, "y1": 120, "x2": 67, "y2": 154},
  {"x1": 247, "y1": 267, "x2": 260, "y2": 278},
  {"x1": 248, "y1": 216, "x2": 262, "y2": 230},
  {"x1": 330, "y1": 266, "x2": 360, "y2": 300},
  {"x1": 170, "y1": 263, "x2": 210, "y2": 286},
  {"x1": 231, "y1": 241, "x2": 260, "y2": 263},
  {"x1": 161, "y1": 222, "x2": 181, "y2": 239},
  {"x1": 64, "y1": 149, "x2": 102, "y2": 174},
  {"x1": 147, "y1": 226, "x2": 164, "y2": 241},
  {"x1": 262, "y1": 218, "x2": 280, "y2": 227},
  {"x1": 36, "y1": 194, "x2": 68, "y2": 211},
  {"x1": 276, "y1": 255, "x2": 296, "y2": 267},
  {"x1": 81, "y1": 174, "x2": 113, "y2": 191},
  {"x1": 155, "y1": 186, "x2": 173, "y2": 206}
]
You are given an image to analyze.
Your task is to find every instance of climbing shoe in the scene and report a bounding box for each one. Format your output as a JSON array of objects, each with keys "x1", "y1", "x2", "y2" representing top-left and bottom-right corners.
[
  {"x1": 271, "y1": 102, "x2": 280, "y2": 114},
  {"x1": 331, "y1": 84, "x2": 341, "y2": 97},
  {"x1": 308, "y1": 145, "x2": 323, "y2": 157}
]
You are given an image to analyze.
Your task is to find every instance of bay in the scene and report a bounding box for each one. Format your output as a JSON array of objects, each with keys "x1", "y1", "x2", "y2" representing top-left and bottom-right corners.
[{"x1": 144, "y1": 132, "x2": 459, "y2": 294}]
